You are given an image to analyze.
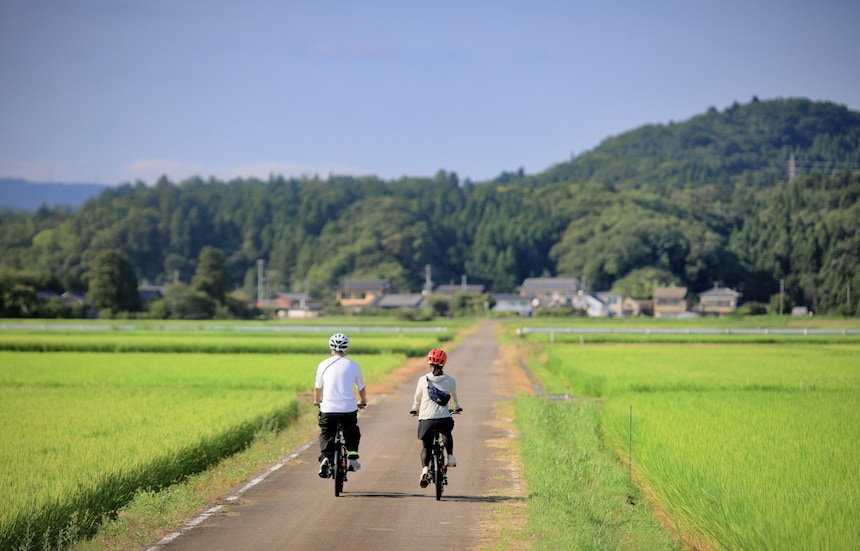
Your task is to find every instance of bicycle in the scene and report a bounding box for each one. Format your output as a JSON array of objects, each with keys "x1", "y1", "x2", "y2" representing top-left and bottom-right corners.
[
  {"x1": 413, "y1": 409, "x2": 462, "y2": 501},
  {"x1": 331, "y1": 422, "x2": 348, "y2": 497},
  {"x1": 318, "y1": 403, "x2": 365, "y2": 497}
]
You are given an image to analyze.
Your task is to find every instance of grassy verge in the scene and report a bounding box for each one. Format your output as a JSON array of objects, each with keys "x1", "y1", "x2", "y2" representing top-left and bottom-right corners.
[
  {"x1": 510, "y1": 396, "x2": 680, "y2": 551},
  {"x1": 479, "y1": 339, "x2": 678, "y2": 550},
  {"x1": 69, "y1": 405, "x2": 321, "y2": 551}
]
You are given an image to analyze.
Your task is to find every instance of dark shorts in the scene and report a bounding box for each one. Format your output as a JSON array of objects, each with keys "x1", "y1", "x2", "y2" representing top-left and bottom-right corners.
[{"x1": 417, "y1": 417, "x2": 454, "y2": 441}]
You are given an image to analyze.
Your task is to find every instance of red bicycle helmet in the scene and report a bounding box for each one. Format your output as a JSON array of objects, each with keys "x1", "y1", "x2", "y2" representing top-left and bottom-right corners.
[{"x1": 427, "y1": 348, "x2": 447, "y2": 367}]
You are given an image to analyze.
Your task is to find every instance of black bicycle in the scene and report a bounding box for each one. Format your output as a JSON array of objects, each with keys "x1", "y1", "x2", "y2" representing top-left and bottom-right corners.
[
  {"x1": 427, "y1": 428, "x2": 448, "y2": 500},
  {"x1": 318, "y1": 403, "x2": 365, "y2": 497},
  {"x1": 413, "y1": 409, "x2": 462, "y2": 501},
  {"x1": 331, "y1": 422, "x2": 348, "y2": 497}
]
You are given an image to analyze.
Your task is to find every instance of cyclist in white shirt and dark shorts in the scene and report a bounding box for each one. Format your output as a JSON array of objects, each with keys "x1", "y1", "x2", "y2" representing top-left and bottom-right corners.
[{"x1": 314, "y1": 333, "x2": 366, "y2": 477}]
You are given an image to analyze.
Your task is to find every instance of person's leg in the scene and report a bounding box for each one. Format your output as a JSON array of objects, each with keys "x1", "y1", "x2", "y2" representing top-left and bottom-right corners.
[
  {"x1": 317, "y1": 413, "x2": 336, "y2": 462},
  {"x1": 441, "y1": 417, "x2": 455, "y2": 455},
  {"x1": 343, "y1": 411, "x2": 361, "y2": 457},
  {"x1": 420, "y1": 436, "x2": 433, "y2": 466},
  {"x1": 417, "y1": 419, "x2": 434, "y2": 466},
  {"x1": 441, "y1": 417, "x2": 456, "y2": 466}
]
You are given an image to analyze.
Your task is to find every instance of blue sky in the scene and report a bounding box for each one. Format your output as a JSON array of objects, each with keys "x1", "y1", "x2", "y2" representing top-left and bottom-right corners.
[{"x1": 1, "y1": 0, "x2": 858, "y2": 186}]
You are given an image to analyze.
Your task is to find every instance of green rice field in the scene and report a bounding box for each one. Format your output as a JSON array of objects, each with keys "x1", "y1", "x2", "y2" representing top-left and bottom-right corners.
[
  {"x1": 0, "y1": 321, "x2": 440, "y2": 551},
  {"x1": 525, "y1": 342, "x2": 860, "y2": 549}
]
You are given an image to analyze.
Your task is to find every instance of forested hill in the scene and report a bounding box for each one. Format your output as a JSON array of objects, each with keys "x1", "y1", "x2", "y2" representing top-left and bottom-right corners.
[
  {"x1": 536, "y1": 97, "x2": 860, "y2": 191},
  {"x1": 1, "y1": 97, "x2": 858, "y2": 316}
]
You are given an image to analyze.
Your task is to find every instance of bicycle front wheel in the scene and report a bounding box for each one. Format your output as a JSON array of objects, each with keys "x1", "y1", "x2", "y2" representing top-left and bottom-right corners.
[{"x1": 433, "y1": 450, "x2": 443, "y2": 500}]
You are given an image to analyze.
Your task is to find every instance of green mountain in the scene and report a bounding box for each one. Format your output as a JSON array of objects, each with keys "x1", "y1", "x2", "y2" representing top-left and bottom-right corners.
[{"x1": 1, "y1": 97, "x2": 858, "y2": 316}]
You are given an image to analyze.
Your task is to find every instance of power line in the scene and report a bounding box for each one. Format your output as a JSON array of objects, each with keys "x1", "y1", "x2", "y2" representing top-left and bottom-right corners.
[{"x1": 788, "y1": 154, "x2": 860, "y2": 180}]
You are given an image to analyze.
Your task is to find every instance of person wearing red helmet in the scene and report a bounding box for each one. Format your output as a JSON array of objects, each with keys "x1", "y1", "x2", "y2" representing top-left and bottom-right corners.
[{"x1": 410, "y1": 348, "x2": 462, "y2": 488}]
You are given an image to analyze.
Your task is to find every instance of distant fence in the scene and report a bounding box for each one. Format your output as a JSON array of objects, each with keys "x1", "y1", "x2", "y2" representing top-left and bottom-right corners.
[{"x1": 518, "y1": 327, "x2": 860, "y2": 337}]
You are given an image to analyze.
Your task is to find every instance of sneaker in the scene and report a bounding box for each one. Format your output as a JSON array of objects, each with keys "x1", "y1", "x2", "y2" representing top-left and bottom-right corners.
[
  {"x1": 447, "y1": 454, "x2": 457, "y2": 467},
  {"x1": 348, "y1": 459, "x2": 361, "y2": 472},
  {"x1": 419, "y1": 466, "x2": 430, "y2": 488},
  {"x1": 318, "y1": 458, "x2": 330, "y2": 478}
]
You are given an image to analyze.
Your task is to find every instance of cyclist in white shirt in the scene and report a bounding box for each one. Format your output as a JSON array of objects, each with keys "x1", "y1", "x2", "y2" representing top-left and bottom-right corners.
[{"x1": 314, "y1": 333, "x2": 366, "y2": 477}]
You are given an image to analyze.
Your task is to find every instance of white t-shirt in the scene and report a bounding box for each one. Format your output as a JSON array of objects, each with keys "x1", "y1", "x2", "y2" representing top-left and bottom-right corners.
[{"x1": 315, "y1": 355, "x2": 365, "y2": 413}]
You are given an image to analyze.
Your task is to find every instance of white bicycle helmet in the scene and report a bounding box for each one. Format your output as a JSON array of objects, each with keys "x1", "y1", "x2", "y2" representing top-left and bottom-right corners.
[{"x1": 329, "y1": 333, "x2": 350, "y2": 353}]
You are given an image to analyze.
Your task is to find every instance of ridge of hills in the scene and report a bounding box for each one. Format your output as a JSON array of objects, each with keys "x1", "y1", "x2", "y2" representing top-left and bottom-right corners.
[
  {"x1": 3, "y1": 97, "x2": 858, "y2": 211},
  {"x1": 1, "y1": 97, "x2": 858, "y2": 315}
]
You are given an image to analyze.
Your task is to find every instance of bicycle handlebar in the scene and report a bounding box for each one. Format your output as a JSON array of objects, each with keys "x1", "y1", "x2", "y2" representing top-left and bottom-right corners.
[
  {"x1": 314, "y1": 402, "x2": 367, "y2": 409},
  {"x1": 409, "y1": 408, "x2": 462, "y2": 416}
]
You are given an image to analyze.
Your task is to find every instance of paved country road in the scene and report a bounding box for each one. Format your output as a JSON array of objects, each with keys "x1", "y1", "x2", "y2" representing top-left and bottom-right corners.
[{"x1": 148, "y1": 320, "x2": 523, "y2": 551}]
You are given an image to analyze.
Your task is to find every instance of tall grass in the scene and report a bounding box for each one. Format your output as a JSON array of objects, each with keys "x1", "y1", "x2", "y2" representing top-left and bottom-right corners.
[
  {"x1": 1, "y1": 387, "x2": 298, "y2": 550},
  {"x1": 603, "y1": 390, "x2": 860, "y2": 550}
]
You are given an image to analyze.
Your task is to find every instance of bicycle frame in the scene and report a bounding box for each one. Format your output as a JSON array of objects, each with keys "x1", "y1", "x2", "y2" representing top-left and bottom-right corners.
[
  {"x1": 428, "y1": 429, "x2": 448, "y2": 500},
  {"x1": 412, "y1": 408, "x2": 460, "y2": 500},
  {"x1": 332, "y1": 423, "x2": 348, "y2": 497},
  {"x1": 317, "y1": 402, "x2": 364, "y2": 497}
]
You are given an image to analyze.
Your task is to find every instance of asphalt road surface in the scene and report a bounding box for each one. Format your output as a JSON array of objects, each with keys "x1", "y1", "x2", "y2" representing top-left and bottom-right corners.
[{"x1": 149, "y1": 319, "x2": 518, "y2": 551}]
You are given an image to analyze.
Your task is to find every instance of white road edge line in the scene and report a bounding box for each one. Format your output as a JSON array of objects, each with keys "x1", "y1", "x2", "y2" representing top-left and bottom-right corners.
[{"x1": 143, "y1": 441, "x2": 314, "y2": 551}]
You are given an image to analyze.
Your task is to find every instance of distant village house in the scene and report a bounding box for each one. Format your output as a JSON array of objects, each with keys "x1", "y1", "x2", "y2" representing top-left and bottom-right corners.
[
  {"x1": 652, "y1": 287, "x2": 689, "y2": 318},
  {"x1": 697, "y1": 286, "x2": 741, "y2": 316}
]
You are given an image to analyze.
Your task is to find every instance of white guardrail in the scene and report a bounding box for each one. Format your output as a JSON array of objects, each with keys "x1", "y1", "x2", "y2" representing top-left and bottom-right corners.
[{"x1": 519, "y1": 327, "x2": 860, "y2": 336}]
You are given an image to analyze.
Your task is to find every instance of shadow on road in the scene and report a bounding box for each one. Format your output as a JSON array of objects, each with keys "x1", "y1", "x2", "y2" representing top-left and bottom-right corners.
[{"x1": 339, "y1": 491, "x2": 526, "y2": 503}]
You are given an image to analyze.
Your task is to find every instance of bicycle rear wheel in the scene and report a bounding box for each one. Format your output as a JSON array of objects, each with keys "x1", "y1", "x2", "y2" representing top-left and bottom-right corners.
[{"x1": 333, "y1": 446, "x2": 344, "y2": 496}]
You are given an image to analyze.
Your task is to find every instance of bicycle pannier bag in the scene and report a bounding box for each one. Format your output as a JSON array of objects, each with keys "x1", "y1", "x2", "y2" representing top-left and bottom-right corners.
[{"x1": 426, "y1": 376, "x2": 451, "y2": 406}]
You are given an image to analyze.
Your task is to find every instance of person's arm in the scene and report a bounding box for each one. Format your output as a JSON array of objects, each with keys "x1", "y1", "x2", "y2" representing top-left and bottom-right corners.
[
  {"x1": 314, "y1": 386, "x2": 323, "y2": 405},
  {"x1": 449, "y1": 378, "x2": 462, "y2": 412},
  {"x1": 358, "y1": 386, "x2": 367, "y2": 406},
  {"x1": 410, "y1": 379, "x2": 422, "y2": 414}
]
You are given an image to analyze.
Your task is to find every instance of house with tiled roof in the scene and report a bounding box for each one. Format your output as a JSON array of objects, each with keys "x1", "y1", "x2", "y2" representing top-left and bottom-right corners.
[
  {"x1": 697, "y1": 286, "x2": 741, "y2": 316},
  {"x1": 375, "y1": 293, "x2": 426, "y2": 310},
  {"x1": 336, "y1": 279, "x2": 392, "y2": 311},
  {"x1": 519, "y1": 277, "x2": 581, "y2": 308},
  {"x1": 652, "y1": 287, "x2": 689, "y2": 318}
]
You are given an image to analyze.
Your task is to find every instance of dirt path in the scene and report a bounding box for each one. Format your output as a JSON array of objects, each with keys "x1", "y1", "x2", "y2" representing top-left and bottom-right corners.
[{"x1": 148, "y1": 319, "x2": 527, "y2": 551}]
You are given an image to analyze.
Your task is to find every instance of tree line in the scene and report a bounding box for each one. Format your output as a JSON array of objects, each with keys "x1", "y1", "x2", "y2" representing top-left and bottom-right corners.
[{"x1": 1, "y1": 97, "x2": 858, "y2": 318}]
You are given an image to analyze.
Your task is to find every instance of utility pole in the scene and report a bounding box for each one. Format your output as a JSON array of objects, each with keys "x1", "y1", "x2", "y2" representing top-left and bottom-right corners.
[
  {"x1": 257, "y1": 259, "x2": 265, "y2": 305},
  {"x1": 789, "y1": 153, "x2": 796, "y2": 182},
  {"x1": 424, "y1": 264, "x2": 433, "y2": 295}
]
